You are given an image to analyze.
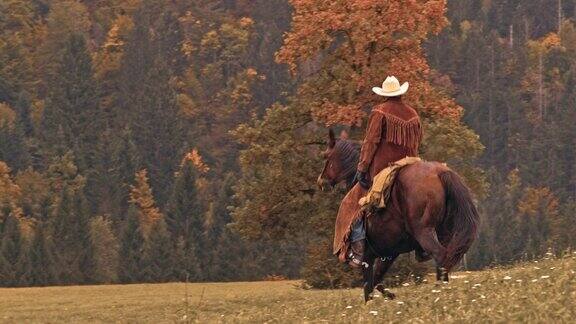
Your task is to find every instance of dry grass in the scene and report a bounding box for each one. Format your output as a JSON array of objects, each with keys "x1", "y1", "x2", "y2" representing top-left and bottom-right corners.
[{"x1": 1, "y1": 254, "x2": 575, "y2": 323}]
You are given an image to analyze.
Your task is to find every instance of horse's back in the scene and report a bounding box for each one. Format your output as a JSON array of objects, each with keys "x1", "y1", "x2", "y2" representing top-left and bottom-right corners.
[
  {"x1": 398, "y1": 161, "x2": 449, "y2": 192},
  {"x1": 395, "y1": 161, "x2": 449, "y2": 226}
]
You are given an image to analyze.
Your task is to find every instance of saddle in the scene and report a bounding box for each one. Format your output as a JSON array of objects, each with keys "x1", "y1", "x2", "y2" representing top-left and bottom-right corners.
[{"x1": 358, "y1": 157, "x2": 422, "y2": 210}]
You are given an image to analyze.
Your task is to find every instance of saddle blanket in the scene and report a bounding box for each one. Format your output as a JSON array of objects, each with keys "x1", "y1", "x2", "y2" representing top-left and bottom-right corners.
[{"x1": 358, "y1": 156, "x2": 422, "y2": 209}]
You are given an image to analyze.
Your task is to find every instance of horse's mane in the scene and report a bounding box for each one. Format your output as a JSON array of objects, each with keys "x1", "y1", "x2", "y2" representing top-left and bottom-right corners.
[{"x1": 335, "y1": 139, "x2": 360, "y2": 179}]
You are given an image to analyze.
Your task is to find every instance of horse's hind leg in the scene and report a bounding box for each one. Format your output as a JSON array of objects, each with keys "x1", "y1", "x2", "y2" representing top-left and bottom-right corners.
[
  {"x1": 414, "y1": 227, "x2": 448, "y2": 282},
  {"x1": 436, "y1": 265, "x2": 449, "y2": 282},
  {"x1": 373, "y1": 255, "x2": 398, "y2": 299}
]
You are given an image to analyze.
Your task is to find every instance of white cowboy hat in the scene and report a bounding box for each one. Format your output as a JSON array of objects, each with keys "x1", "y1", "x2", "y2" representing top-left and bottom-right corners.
[{"x1": 372, "y1": 76, "x2": 409, "y2": 97}]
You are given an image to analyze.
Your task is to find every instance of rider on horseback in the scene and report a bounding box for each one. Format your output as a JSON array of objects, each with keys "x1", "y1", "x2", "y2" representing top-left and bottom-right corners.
[{"x1": 346, "y1": 76, "x2": 422, "y2": 268}]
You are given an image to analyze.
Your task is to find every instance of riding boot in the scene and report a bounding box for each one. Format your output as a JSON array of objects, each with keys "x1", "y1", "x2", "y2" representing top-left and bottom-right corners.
[{"x1": 348, "y1": 239, "x2": 367, "y2": 269}]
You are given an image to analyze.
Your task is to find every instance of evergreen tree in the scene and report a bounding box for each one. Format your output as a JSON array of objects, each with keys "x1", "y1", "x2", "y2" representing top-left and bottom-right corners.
[
  {"x1": 89, "y1": 216, "x2": 119, "y2": 283},
  {"x1": 166, "y1": 154, "x2": 205, "y2": 280},
  {"x1": 41, "y1": 33, "x2": 102, "y2": 173},
  {"x1": 119, "y1": 6, "x2": 185, "y2": 205},
  {"x1": 119, "y1": 206, "x2": 145, "y2": 283},
  {"x1": 29, "y1": 222, "x2": 58, "y2": 286},
  {"x1": 107, "y1": 128, "x2": 141, "y2": 224},
  {"x1": 46, "y1": 152, "x2": 94, "y2": 284},
  {"x1": 142, "y1": 218, "x2": 173, "y2": 282},
  {"x1": 49, "y1": 187, "x2": 93, "y2": 284},
  {"x1": 0, "y1": 102, "x2": 29, "y2": 170},
  {"x1": 0, "y1": 211, "x2": 22, "y2": 286}
]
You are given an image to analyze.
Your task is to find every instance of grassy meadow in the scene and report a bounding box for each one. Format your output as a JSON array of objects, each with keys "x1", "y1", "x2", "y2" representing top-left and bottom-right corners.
[{"x1": 1, "y1": 254, "x2": 575, "y2": 323}]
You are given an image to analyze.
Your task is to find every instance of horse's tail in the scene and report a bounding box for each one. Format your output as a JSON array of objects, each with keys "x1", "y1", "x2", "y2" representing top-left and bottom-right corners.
[{"x1": 439, "y1": 170, "x2": 480, "y2": 270}]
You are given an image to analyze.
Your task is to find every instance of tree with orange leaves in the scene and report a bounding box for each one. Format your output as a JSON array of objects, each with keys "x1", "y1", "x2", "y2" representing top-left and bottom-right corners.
[
  {"x1": 276, "y1": 0, "x2": 461, "y2": 125},
  {"x1": 129, "y1": 169, "x2": 163, "y2": 238}
]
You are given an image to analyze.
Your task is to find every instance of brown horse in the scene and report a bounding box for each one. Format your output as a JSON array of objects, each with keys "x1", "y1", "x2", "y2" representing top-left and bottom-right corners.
[{"x1": 318, "y1": 130, "x2": 479, "y2": 301}]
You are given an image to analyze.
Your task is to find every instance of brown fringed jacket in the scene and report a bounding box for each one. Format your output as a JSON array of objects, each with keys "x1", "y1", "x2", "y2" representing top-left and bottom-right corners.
[{"x1": 358, "y1": 97, "x2": 422, "y2": 178}]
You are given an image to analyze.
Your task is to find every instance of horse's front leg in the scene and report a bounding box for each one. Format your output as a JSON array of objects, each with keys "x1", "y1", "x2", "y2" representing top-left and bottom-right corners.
[
  {"x1": 374, "y1": 254, "x2": 398, "y2": 299},
  {"x1": 436, "y1": 266, "x2": 449, "y2": 283},
  {"x1": 362, "y1": 254, "x2": 376, "y2": 303}
]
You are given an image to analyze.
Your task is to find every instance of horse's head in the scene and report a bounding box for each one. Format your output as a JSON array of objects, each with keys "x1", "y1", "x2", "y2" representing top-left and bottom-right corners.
[{"x1": 317, "y1": 129, "x2": 360, "y2": 192}]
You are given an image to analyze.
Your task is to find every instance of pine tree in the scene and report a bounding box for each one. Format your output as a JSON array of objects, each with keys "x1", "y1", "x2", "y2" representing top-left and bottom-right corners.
[
  {"x1": 49, "y1": 187, "x2": 93, "y2": 284},
  {"x1": 29, "y1": 223, "x2": 58, "y2": 286},
  {"x1": 107, "y1": 128, "x2": 141, "y2": 223},
  {"x1": 89, "y1": 216, "x2": 119, "y2": 283},
  {"x1": 41, "y1": 33, "x2": 102, "y2": 172},
  {"x1": 142, "y1": 218, "x2": 173, "y2": 282},
  {"x1": 0, "y1": 102, "x2": 29, "y2": 171},
  {"x1": 166, "y1": 153, "x2": 206, "y2": 280},
  {"x1": 119, "y1": 6, "x2": 185, "y2": 205},
  {"x1": 0, "y1": 211, "x2": 22, "y2": 286},
  {"x1": 119, "y1": 206, "x2": 145, "y2": 283},
  {"x1": 45, "y1": 152, "x2": 93, "y2": 284}
]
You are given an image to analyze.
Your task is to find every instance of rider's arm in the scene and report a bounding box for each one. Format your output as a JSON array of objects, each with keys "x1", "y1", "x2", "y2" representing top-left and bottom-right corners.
[{"x1": 358, "y1": 111, "x2": 384, "y2": 173}]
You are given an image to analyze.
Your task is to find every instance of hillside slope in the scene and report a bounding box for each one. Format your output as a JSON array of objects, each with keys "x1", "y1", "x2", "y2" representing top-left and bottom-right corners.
[{"x1": 1, "y1": 255, "x2": 575, "y2": 323}]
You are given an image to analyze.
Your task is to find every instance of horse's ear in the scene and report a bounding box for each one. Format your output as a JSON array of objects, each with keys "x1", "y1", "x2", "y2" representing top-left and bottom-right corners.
[
  {"x1": 328, "y1": 129, "x2": 336, "y2": 148},
  {"x1": 340, "y1": 129, "x2": 349, "y2": 140}
]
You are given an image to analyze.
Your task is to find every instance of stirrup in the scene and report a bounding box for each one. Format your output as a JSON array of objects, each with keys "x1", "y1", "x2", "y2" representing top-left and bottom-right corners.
[{"x1": 348, "y1": 252, "x2": 369, "y2": 268}]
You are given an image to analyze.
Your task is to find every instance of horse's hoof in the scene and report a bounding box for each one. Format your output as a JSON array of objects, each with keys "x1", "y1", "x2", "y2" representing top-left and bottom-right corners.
[
  {"x1": 384, "y1": 291, "x2": 396, "y2": 300},
  {"x1": 375, "y1": 285, "x2": 396, "y2": 300}
]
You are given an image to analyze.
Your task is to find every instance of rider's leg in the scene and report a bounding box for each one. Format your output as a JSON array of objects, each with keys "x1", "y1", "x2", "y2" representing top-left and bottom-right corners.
[{"x1": 348, "y1": 216, "x2": 367, "y2": 268}]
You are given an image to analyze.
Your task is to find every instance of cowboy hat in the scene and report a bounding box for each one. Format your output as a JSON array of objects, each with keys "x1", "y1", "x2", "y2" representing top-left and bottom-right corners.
[{"x1": 372, "y1": 76, "x2": 409, "y2": 97}]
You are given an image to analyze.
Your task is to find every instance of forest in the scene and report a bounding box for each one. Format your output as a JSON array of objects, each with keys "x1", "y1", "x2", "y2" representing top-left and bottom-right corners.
[{"x1": 0, "y1": 0, "x2": 575, "y2": 288}]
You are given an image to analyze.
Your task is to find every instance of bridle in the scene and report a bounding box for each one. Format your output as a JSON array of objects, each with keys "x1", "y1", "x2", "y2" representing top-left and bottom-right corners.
[{"x1": 319, "y1": 140, "x2": 359, "y2": 190}]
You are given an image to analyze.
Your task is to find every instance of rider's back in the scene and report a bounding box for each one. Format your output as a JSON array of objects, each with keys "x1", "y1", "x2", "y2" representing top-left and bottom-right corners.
[{"x1": 363, "y1": 98, "x2": 422, "y2": 178}]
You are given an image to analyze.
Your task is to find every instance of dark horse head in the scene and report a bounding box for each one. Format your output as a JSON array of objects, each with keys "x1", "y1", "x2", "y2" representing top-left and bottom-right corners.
[{"x1": 317, "y1": 129, "x2": 360, "y2": 191}]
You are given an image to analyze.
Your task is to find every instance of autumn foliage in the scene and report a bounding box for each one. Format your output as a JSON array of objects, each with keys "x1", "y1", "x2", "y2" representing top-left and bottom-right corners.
[{"x1": 277, "y1": 0, "x2": 461, "y2": 125}]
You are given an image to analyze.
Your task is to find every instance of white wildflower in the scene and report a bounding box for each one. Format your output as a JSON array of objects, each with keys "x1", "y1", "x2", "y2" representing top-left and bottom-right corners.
[
  {"x1": 550, "y1": 267, "x2": 556, "y2": 270},
  {"x1": 464, "y1": 280, "x2": 469, "y2": 283},
  {"x1": 397, "y1": 301, "x2": 405, "y2": 305},
  {"x1": 346, "y1": 306, "x2": 353, "y2": 309},
  {"x1": 480, "y1": 295, "x2": 486, "y2": 299},
  {"x1": 396, "y1": 311, "x2": 402, "y2": 315},
  {"x1": 471, "y1": 299, "x2": 477, "y2": 303},
  {"x1": 402, "y1": 283, "x2": 410, "y2": 287}
]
